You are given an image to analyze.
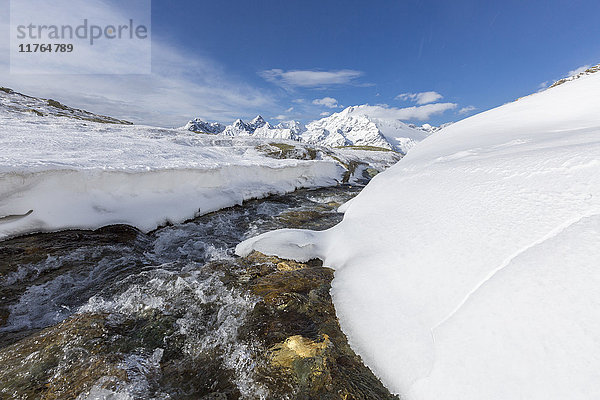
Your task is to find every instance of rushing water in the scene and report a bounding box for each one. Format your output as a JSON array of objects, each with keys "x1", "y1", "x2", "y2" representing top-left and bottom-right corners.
[{"x1": 0, "y1": 185, "x2": 397, "y2": 400}]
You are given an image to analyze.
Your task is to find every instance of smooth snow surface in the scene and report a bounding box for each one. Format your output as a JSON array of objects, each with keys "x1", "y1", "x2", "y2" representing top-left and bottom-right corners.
[{"x1": 237, "y1": 71, "x2": 600, "y2": 399}]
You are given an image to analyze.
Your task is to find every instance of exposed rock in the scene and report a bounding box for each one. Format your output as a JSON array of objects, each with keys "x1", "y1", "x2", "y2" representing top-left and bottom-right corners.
[
  {"x1": 234, "y1": 251, "x2": 398, "y2": 399},
  {"x1": 255, "y1": 142, "x2": 316, "y2": 160},
  {"x1": 0, "y1": 187, "x2": 397, "y2": 399},
  {"x1": 0, "y1": 313, "x2": 128, "y2": 400},
  {"x1": 548, "y1": 63, "x2": 600, "y2": 89},
  {"x1": 270, "y1": 334, "x2": 331, "y2": 368},
  {"x1": 0, "y1": 249, "x2": 398, "y2": 399}
]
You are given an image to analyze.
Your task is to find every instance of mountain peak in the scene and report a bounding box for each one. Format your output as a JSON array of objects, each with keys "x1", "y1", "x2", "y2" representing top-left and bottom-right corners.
[
  {"x1": 233, "y1": 118, "x2": 246, "y2": 126},
  {"x1": 184, "y1": 118, "x2": 225, "y2": 134},
  {"x1": 248, "y1": 115, "x2": 267, "y2": 130}
]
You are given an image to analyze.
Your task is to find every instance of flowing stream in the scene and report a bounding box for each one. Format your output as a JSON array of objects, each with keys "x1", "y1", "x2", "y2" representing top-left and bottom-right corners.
[{"x1": 0, "y1": 185, "x2": 397, "y2": 399}]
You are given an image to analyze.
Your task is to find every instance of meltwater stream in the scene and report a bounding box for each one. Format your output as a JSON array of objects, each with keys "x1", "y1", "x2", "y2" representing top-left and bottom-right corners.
[{"x1": 0, "y1": 185, "x2": 397, "y2": 399}]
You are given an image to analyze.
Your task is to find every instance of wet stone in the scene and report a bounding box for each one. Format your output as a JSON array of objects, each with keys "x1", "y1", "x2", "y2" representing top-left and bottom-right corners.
[
  {"x1": 0, "y1": 186, "x2": 397, "y2": 399},
  {"x1": 232, "y1": 251, "x2": 398, "y2": 400},
  {"x1": 0, "y1": 313, "x2": 128, "y2": 400}
]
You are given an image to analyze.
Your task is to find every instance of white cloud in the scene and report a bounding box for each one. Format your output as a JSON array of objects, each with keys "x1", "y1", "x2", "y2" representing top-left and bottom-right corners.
[
  {"x1": 260, "y1": 69, "x2": 363, "y2": 88},
  {"x1": 273, "y1": 115, "x2": 288, "y2": 121},
  {"x1": 320, "y1": 111, "x2": 331, "y2": 116},
  {"x1": 458, "y1": 105, "x2": 477, "y2": 114},
  {"x1": 312, "y1": 97, "x2": 339, "y2": 108},
  {"x1": 285, "y1": 106, "x2": 294, "y2": 112},
  {"x1": 396, "y1": 91, "x2": 444, "y2": 105},
  {"x1": 351, "y1": 103, "x2": 457, "y2": 121},
  {"x1": 8, "y1": 0, "x2": 151, "y2": 75},
  {"x1": 568, "y1": 64, "x2": 591, "y2": 77},
  {"x1": 0, "y1": 1, "x2": 275, "y2": 127}
]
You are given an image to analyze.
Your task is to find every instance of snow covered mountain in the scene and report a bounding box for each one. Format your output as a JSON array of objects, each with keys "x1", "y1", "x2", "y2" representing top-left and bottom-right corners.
[
  {"x1": 184, "y1": 118, "x2": 225, "y2": 134},
  {"x1": 187, "y1": 115, "x2": 302, "y2": 141},
  {"x1": 303, "y1": 106, "x2": 430, "y2": 153},
  {"x1": 185, "y1": 106, "x2": 435, "y2": 154},
  {"x1": 409, "y1": 122, "x2": 452, "y2": 134},
  {"x1": 220, "y1": 115, "x2": 272, "y2": 136},
  {"x1": 275, "y1": 120, "x2": 305, "y2": 135},
  {"x1": 237, "y1": 65, "x2": 600, "y2": 399},
  {"x1": 221, "y1": 119, "x2": 250, "y2": 136},
  {"x1": 247, "y1": 115, "x2": 268, "y2": 131},
  {"x1": 252, "y1": 124, "x2": 299, "y2": 140}
]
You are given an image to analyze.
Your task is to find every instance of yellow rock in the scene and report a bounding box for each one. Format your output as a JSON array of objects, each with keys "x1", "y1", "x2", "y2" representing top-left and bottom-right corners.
[
  {"x1": 276, "y1": 261, "x2": 304, "y2": 271},
  {"x1": 270, "y1": 335, "x2": 330, "y2": 369}
]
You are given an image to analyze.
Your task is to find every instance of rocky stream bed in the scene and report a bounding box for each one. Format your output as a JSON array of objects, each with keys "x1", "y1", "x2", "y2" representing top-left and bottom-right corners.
[{"x1": 0, "y1": 185, "x2": 397, "y2": 399}]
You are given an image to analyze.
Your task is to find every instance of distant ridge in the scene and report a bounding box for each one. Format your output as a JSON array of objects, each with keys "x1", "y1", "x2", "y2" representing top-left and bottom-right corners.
[{"x1": 184, "y1": 106, "x2": 440, "y2": 154}]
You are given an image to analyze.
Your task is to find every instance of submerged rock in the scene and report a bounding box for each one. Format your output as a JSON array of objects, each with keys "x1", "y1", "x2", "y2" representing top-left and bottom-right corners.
[
  {"x1": 0, "y1": 251, "x2": 397, "y2": 399},
  {"x1": 270, "y1": 334, "x2": 332, "y2": 368},
  {"x1": 0, "y1": 313, "x2": 128, "y2": 399},
  {"x1": 233, "y1": 251, "x2": 398, "y2": 399},
  {"x1": 0, "y1": 186, "x2": 397, "y2": 399}
]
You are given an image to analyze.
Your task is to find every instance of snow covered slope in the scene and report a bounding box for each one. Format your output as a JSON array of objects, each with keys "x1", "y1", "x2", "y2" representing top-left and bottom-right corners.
[
  {"x1": 0, "y1": 92, "x2": 399, "y2": 239},
  {"x1": 0, "y1": 87, "x2": 132, "y2": 124},
  {"x1": 252, "y1": 125, "x2": 299, "y2": 140},
  {"x1": 237, "y1": 67, "x2": 600, "y2": 399},
  {"x1": 275, "y1": 120, "x2": 305, "y2": 135}
]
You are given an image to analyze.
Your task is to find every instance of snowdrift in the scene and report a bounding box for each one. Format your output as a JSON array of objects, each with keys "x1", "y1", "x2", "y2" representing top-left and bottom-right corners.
[{"x1": 237, "y1": 71, "x2": 600, "y2": 399}]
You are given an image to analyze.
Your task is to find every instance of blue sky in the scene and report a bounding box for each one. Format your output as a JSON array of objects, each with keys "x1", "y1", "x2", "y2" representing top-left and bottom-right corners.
[{"x1": 1, "y1": 0, "x2": 600, "y2": 126}]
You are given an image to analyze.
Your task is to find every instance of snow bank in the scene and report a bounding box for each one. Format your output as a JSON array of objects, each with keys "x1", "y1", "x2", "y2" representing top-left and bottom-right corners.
[
  {"x1": 0, "y1": 163, "x2": 341, "y2": 239},
  {"x1": 237, "y1": 70, "x2": 600, "y2": 399},
  {"x1": 0, "y1": 112, "x2": 345, "y2": 238}
]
